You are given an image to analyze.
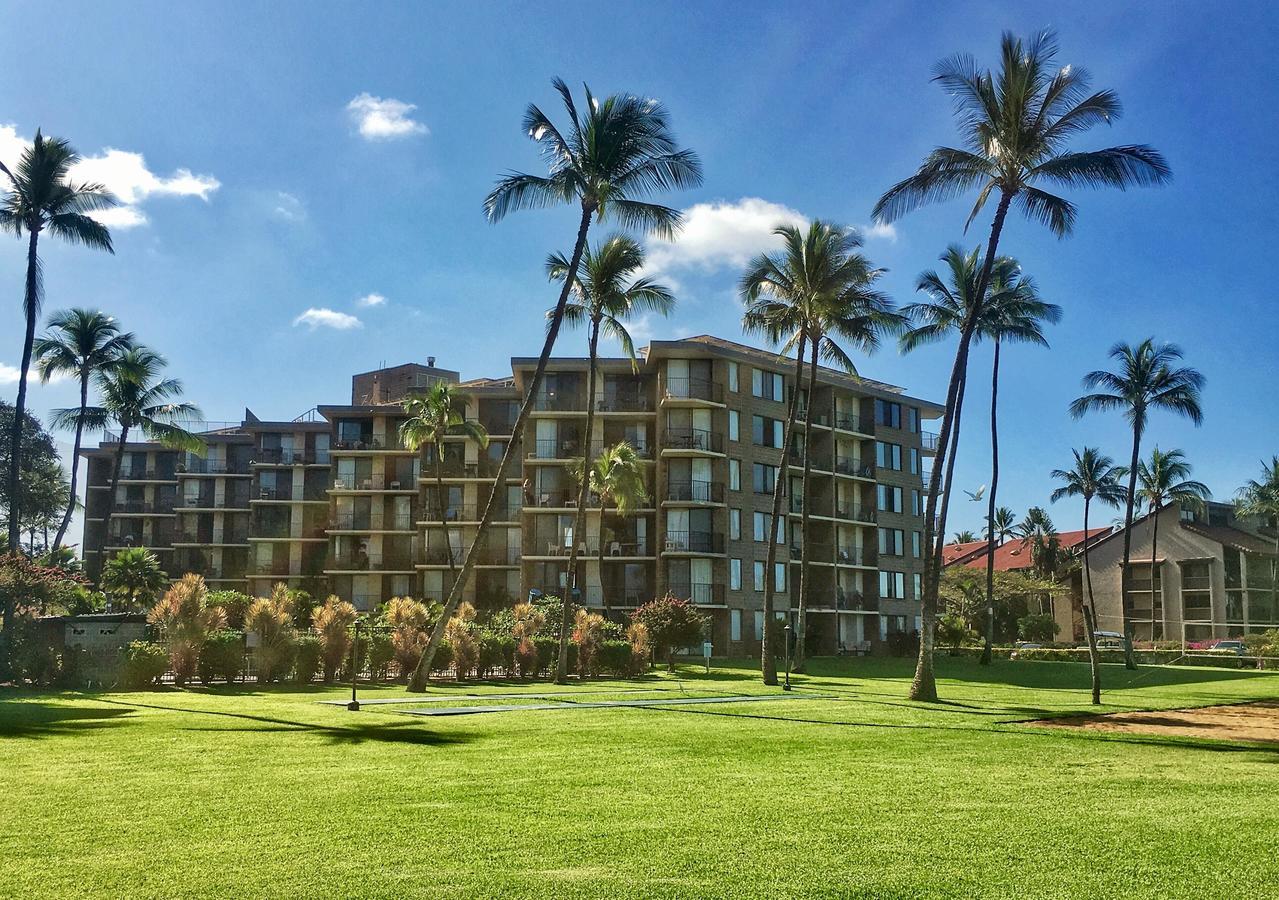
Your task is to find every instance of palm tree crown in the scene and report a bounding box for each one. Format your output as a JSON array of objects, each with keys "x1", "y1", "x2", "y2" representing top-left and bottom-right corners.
[
  {"x1": 1236, "y1": 457, "x2": 1279, "y2": 531},
  {"x1": 1050, "y1": 447, "x2": 1127, "y2": 508},
  {"x1": 77, "y1": 348, "x2": 204, "y2": 451},
  {"x1": 1069, "y1": 339, "x2": 1205, "y2": 432},
  {"x1": 1134, "y1": 448, "x2": 1211, "y2": 518},
  {"x1": 398, "y1": 382, "x2": 488, "y2": 457},
  {"x1": 590, "y1": 442, "x2": 649, "y2": 515},
  {"x1": 984, "y1": 506, "x2": 1017, "y2": 543},
  {"x1": 0, "y1": 131, "x2": 117, "y2": 252}
]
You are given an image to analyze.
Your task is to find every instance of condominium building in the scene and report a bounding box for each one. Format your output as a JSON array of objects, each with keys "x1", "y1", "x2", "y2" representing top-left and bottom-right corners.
[{"x1": 80, "y1": 336, "x2": 941, "y2": 655}]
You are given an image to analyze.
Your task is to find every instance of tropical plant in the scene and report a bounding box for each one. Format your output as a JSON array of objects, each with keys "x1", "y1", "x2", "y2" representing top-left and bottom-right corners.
[
  {"x1": 399, "y1": 382, "x2": 487, "y2": 579},
  {"x1": 952, "y1": 530, "x2": 979, "y2": 543},
  {"x1": 384, "y1": 595, "x2": 432, "y2": 679},
  {"x1": 244, "y1": 586, "x2": 297, "y2": 683},
  {"x1": 985, "y1": 507, "x2": 1016, "y2": 543},
  {"x1": 146, "y1": 573, "x2": 226, "y2": 686},
  {"x1": 548, "y1": 234, "x2": 673, "y2": 680},
  {"x1": 100, "y1": 547, "x2": 167, "y2": 611},
  {"x1": 582, "y1": 440, "x2": 649, "y2": 619},
  {"x1": 1016, "y1": 507, "x2": 1063, "y2": 578},
  {"x1": 630, "y1": 593, "x2": 707, "y2": 671},
  {"x1": 0, "y1": 401, "x2": 66, "y2": 558},
  {"x1": 511, "y1": 600, "x2": 546, "y2": 677},
  {"x1": 874, "y1": 30, "x2": 1171, "y2": 701},
  {"x1": 34, "y1": 309, "x2": 134, "y2": 550},
  {"x1": 1070, "y1": 340, "x2": 1204, "y2": 665},
  {"x1": 626, "y1": 620, "x2": 651, "y2": 674},
  {"x1": 1134, "y1": 448, "x2": 1211, "y2": 640},
  {"x1": 206, "y1": 589, "x2": 253, "y2": 630},
  {"x1": 312, "y1": 595, "x2": 357, "y2": 683},
  {"x1": 1, "y1": 131, "x2": 118, "y2": 556},
  {"x1": 408, "y1": 78, "x2": 701, "y2": 691},
  {"x1": 443, "y1": 601, "x2": 478, "y2": 681},
  {"x1": 1050, "y1": 447, "x2": 1125, "y2": 703},
  {"x1": 1236, "y1": 458, "x2": 1279, "y2": 626},
  {"x1": 741, "y1": 221, "x2": 902, "y2": 682},
  {"x1": 936, "y1": 612, "x2": 975, "y2": 655},
  {"x1": 572, "y1": 607, "x2": 607, "y2": 677},
  {"x1": 1018, "y1": 613, "x2": 1059, "y2": 643}
]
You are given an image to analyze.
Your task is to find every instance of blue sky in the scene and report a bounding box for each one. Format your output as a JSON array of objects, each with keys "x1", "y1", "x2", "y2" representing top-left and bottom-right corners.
[{"x1": 3, "y1": 0, "x2": 1277, "y2": 541}]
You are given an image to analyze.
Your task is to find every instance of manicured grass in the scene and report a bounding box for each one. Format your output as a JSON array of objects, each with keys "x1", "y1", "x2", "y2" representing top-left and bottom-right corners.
[{"x1": 2, "y1": 658, "x2": 1278, "y2": 898}]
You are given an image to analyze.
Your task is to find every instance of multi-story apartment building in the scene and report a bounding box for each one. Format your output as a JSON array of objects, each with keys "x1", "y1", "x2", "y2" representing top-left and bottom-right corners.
[{"x1": 80, "y1": 336, "x2": 941, "y2": 655}]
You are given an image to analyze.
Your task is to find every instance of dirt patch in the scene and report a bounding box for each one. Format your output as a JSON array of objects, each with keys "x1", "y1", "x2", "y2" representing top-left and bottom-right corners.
[{"x1": 1034, "y1": 701, "x2": 1279, "y2": 744}]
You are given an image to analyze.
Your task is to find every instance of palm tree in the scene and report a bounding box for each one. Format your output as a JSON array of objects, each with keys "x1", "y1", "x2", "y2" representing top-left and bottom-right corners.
[
  {"x1": 69, "y1": 347, "x2": 203, "y2": 585},
  {"x1": 1069, "y1": 340, "x2": 1204, "y2": 666},
  {"x1": 587, "y1": 441, "x2": 649, "y2": 619},
  {"x1": 101, "y1": 546, "x2": 168, "y2": 612},
  {"x1": 1050, "y1": 447, "x2": 1126, "y2": 703},
  {"x1": 547, "y1": 234, "x2": 674, "y2": 681},
  {"x1": 1, "y1": 131, "x2": 118, "y2": 554},
  {"x1": 741, "y1": 221, "x2": 902, "y2": 683},
  {"x1": 985, "y1": 507, "x2": 1017, "y2": 544},
  {"x1": 873, "y1": 30, "x2": 1171, "y2": 701},
  {"x1": 952, "y1": 530, "x2": 979, "y2": 544},
  {"x1": 1236, "y1": 458, "x2": 1279, "y2": 626},
  {"x1": 34, "y1": 309, "x2": 134, "y2": 551},
  {"x1": 408, "y1": 79, "x2": 701, "y2": 691},
  {"x1": 1016, "y1": 507, "x2": 1062, "y2": 579},
  {"x1": 1134, "y1": 448, "x2": 1210, "y2": 641},
  {"x1": 398, "y1": 383, "x2": 488, "y2": 577}
]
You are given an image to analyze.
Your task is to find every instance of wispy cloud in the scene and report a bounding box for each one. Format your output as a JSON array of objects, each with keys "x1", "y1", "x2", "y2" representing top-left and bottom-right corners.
[
  {"x1": 0, "y1": 362, "x2": 70, "y2": 385},
  {"x1": 292, "y1": 308, "x2": 362, "y2": 330},
  {"x1": 273, "y1": 191, "x2": 305, "y2": 222},
  {"x1": 346, "y1": 93, "x2": 428, "y2": 140},
  {"x1": 859, "y1": 222, "x2": 898, "y2": 242},
  {"x1": 0, "y1": 124, "x2": 219, "y2": 230},
  {"x1": 356, "y1": 292, "x2": 386, "y2": 308}
]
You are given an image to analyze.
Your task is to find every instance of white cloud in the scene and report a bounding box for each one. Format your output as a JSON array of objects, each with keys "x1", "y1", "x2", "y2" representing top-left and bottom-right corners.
[
  {"x1": 355, "y1": 292, "x2": 386, "y2": 308},
  {"x1": 0, "y1": 363, "x2": 18, "y2": 384},
  {"x1": 346, "y1": 93, "x2": 428, "y2": 140},
  {"x1": 0, "y1": 362, "x2": 70, "y2": 385},
  {"x1": 860, "y1": 222, "x2": 898, "y2": 242},
  {"x1": 292, "y1": 308, "x2": 362, "y2": 330},
  {"x1": 273, "y1": 191, "x2": 305, "y2": 222},
  {"x1": 643, "y1": 197, "x2": 809, "y2": 276},
  {"x1": 0, "y1": 125, "x2": 219, "y2": 230}
]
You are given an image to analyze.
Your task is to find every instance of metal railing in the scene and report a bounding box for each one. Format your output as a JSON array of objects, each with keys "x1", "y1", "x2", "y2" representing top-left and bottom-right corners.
[
  {"x1": 834, "y1": 505, "x2": 876, "y2": 523},
  {"x1": 834, "y1": 413, "x2": 872, "y2": 435},
  {"x1": 529, "y1": 438, "x2": 583, "y2": 460},
  {"x1": 836, "y1": 547, "x2": 875, "y2": 566},
  {"x1": 664, "y1": 427, "x2": 724, "y2": 453},
  {"x1": 663, "y1": 377, "x2": 724, "y2": 404},
  {"x1": 835, "y1": 457, "x2": 875, "y2": 478},
  {"x1": 532, "y1": 391, "x2": 585, "y2": 412},
  {"x1": 596, "y1": 393, "x2": 652, "y2": 412},
  {"x1": 662, "y1": 531, "x2": 724, "y2": 554},
  {"x1": 476, "y1": 546, "x2": 522, "y2": 566},
  {"x1": 667, "y1": 582, "x2": 727, "y2": 605},
  {"x1": 665, "y1": 480, "x2": 725, "y2": 503},
  {"x1": 255, "y1": 486, "x2": 294, "y2": 501},
  {"x1": 921, "y1": 431, "x2": 939, "y2": 451}
]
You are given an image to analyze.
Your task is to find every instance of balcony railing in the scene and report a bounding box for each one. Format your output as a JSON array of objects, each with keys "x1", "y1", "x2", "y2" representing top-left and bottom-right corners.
[
  {"x1": 423, "y1": 547, "x2": 468, "y2": 565},
  {"x1": 665, "y1": 480, "x2": 725, "y2": 503},
  {"x1": 329, "y1": 515, "x2": 414, "y2": 531},
  {"x1": 112, "y1": 500, "x2": 171, "y2": 514},
  {"x1": 921, "y1": 431, "x2": 939, "y2": 452},
  {"x1": 834, "y1": 413, "x2": 872, "y2": 435},
  {"x1": 664, "y1": 428, "x2": 724, "y2": 453},
  {"x1": 788, "y1": 449, "x2": 833, "y2": 470},
  {"x1": 1182, "y1": 576, "x2": 1213, "y2": 591},
  {"x1": 329, "y1": 552, "x2": 413, "y2": 570},
  {"x1": 251, "y1": 561, "x2": 292, "y2": 575},
  {"x1": 667, "y1": 582, "x2": 727, "y2": 605},
  {"x1": 331, "y1": 475, "x2": 413, "y2": 491},
  {"x1": 834, "y1": 591, "x2": 877, "y2": 612},
  {"x1": 476, "y1": 546, "x2": 522, "y2": 566},
  {"x1": 663, "y1": 377, "x2": 724, "y2": 404},
  {"x1": 255, "y1": 486, "x2": 294, "y2": 501},
  {"x1": 532, "y1": 391, "x2": 584, "y2": 412},
  {"x1": 178, "y1": 459, "x2": 249, "y2": 475},
  {"x1": 835, "y1": 457, "x2": 875, "y2": 479},
  {"x1": 596, "y1": 392, "x2": 652, "y2": 412},
  {"x1": 119, "y1": 468, "x2": 176, "y2": 481},
  {"x1": 590, "y1": 439, "x2": 653, "y2": 459},
  {"x1": 601, "y1": 540, "x2": 650, "y2": 557},
  {"x1": 254, "y1": 448, "x2": 330, "y2": 465},
  {"x1": 834, "y1": 505, "x2": 876, "y2": 523},
  {"x1": 529, "y1": 438, "x2": 583, "y2": 460},
  {"x1": 528, "y1": 490, "x2": 599, "y2": 509},
  {"x1": 478, "y1": 414, "x2": 520, "y2": 435},
  {"x1": 662, "y1": 531, "x2": 724, "y2": 554},
  {"x1": 790, "y1": 542, "x2": 833, "y2": 560},
  {"x1": 836, "y1": 546, "x2": 875, "y2": 566}
]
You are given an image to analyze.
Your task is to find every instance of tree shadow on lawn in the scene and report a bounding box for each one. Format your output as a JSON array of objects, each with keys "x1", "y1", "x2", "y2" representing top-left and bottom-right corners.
[
  {"x1": 90, "y1": 698, "x2": 475, "y2": 748},
  {"x1": 0, "y1": 702, "x2": 135, "y2": 740}
]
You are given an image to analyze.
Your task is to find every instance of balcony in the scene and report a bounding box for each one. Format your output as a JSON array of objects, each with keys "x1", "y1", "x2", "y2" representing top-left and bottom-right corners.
[
  {"x1": 834, "y1": 413, "x2": 872, "y2": 435},
  {"x1": 475, "y1": 546, "x2": 521, "y2": 566},
  {"x1": 253, "y1": 448, "x2": 329, "y2": 466},
  {"x1": 173, "y1": 530, "x2": 248, "y2": 545},
  {"x1": 178, "y1": 459, "x2": 249, "y2": 475},
  {"x1": 329, "y1": 514, "x2": 414, "y2": 532},
  {"x1": 663, "y1": 428, "x2": 724, "y2": 454},
  {"x1": 528, "y1": 438, "x2": 583, "y2": 460},
  {"x1": 835, "y1": 457, "x2": 875, "y2": 479},
  {"x1": 835, "y1": 590, "x2": 878, "y2": 612},
  {"x1": 527, "y1": 490, "x2": 597, "y2": 509},
  {"x1": 110, "y1": 500, "x2": 173, "y2": 514},
  {"x1": 329, "y1": 552, "x2": 416, "y2": 571},
  {"x1": 331, "y1": 475, "x2": 413, "y2": 491},
  {"x1": 788, "y1": 449, "x2": 833, "y2": 471},
  {"x1": 596, "y1": 392, "x2": 652, "y2": 413},
  {"x1": 662, "y1": 377, "x2": 724, "y2": 405},
  {"x1": 665, "y1": 480, "x2": 725, "y2": 504},
  {"x1": 790, "y1": 542, "x2": 833, "y2": 560},
  {"x1": 667, "y1": 582, "x2": 727, "y2": 605},
  {"x1": 250, "y1": 561, "x2": 292, "y2": 576},
  {"x1": 835, "y1": 546, "x2": 876, "y2": 567},
  {"x1": 601, "y1": 540, "x2": 652, "y2": 558},
  {"x1": 921, "y1": 431, "x2": 940, "y2": 452},
  {"x1": 834, "y1": 505, "x2": 876, "y2": 524},
  {"x1": 532, "y1": 391, "x2": 585, "y2": 412},
  {"x1": 118, "y1": 468, "x2": 177, "y2": 481},
  {"x1": 254, "y1": 486, "x2": 295, "y2": 501},
  {"x1": 662, "y1": 531, "x2": 725, "y2": 554}
]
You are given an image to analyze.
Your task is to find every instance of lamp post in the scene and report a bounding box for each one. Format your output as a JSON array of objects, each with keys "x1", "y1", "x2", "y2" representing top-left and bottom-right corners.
[
  {"x1": 347, "y1": 618, "x2": 361, "y2": 711},
  {"x1": 783, "y1": 622, "x2": 793, "y2": 691}
]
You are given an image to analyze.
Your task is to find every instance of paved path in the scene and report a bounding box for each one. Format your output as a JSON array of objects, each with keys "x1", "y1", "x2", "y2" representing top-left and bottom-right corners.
[
  {"x1": 319, "y1": 688, "x2": 664, "y2": 706},
  {"x1": 394, "y1": 693, "x2": 828, "y2": 717}
]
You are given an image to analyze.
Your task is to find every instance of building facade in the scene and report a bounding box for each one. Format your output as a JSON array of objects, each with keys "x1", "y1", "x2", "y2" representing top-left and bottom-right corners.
[{"x1": 80, "y1": 335, "x2": 942, "y2": 655}]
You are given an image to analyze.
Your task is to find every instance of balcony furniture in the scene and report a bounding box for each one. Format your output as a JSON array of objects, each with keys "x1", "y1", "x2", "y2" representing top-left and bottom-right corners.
[{"x1": 610, "y1": 541, "x2": 621, "y2": 557}]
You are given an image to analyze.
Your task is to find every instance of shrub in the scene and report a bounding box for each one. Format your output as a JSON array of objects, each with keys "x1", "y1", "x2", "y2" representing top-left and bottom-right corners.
[
  {"x1": 366, "y1": 631, "x2": 395, "y2": 682},
  {"x1": 430, "y1": 640, "x2": 454, "y2": 675},
  {"x1": 206, "y1": 590, "x2": 253, "y2": 630},
  {"x1": 936, "y1": 613, "x2": 975, "y2": 655},
  {"x1": 626, "y1": 622, "x2": 652, "y2": 675},
  {"x1": 385, "y1": 596, "x2": 432, "y2": 680},
  {"x1": 147, "y1": 574, "x2": 227, "y2": 686},
  {"x1": 312, "y1": 596, "x2": 357, "y2": 683},
  {"x1": 573, "y1": 608, "x2": 606, "y2": 677},
  {"x1": 478, "y1": 631, "x2": 514, "y2": 678},
  {"x1": 533, "y1": 634, "x2": 577, "y2": 675},
  {"x1": 198, "y1": 630, "x2": 245, "y2": 684},
  {"x1": 1018, "y1": 614, "x2": 1059, "y2": 643},
  {"x1": 444, "y1": 602, "x2": 479, "y2": 680},
  {"x1": 292, "y1": 635, "x2": 322, "y2": 683},
  {"x1": 598, "y1": 639, "x2": 632, "y2": 676},
  {"x1": 245, "y1": 587, "x2": 298, "y2": 683},
  {"x1": 631, "y1": 594, "x2": 707, "y2": 670},
  {"x1": 121, "y1": 641, "x2": 169, "y2": 689}
]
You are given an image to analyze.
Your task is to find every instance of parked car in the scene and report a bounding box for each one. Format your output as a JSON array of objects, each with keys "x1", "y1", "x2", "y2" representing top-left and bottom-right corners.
[
  {"x1": 1087, "y1": 631, "x2": 1126, "y2": 651},
  {"x1": 1010, "y1": 641, "x2": 1043, "y2": 659},
  {"x1": 1209, "y1": 639, "x2": 1246, "y2": 656}
]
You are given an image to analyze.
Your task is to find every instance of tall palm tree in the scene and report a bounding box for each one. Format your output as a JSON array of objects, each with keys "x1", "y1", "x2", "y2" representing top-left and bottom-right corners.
[
  {"x1": 1, "y1": 131, "x2": 118, "y2": 553},
  {"x1": 952, "y1": 530, "x2": 979, "y2": 544},
  {"x1": 1134, "y1": 448, "x2": 1210, "y2": 641},
  {"x1": 408, "y1": 79, "x2": 701, "y2": 691},
  {"x1": 741, "y1": 221, "x2": 902, "y2": 683},
  {"x1": 985, "y1": 507, "x2": 1017, "y2": 544},
  {"x1": 587, "y1": 441, "x2": 649, "y2": 619},
  {"x1": 547, "y1": 234, "x2": 674, "y2": 681},
  {"x1": 398, "y1": 383, "x2": 488, "y2": 577},
  {"x1": 70, "y1": 347, "x2": 203, "y2": 586},
  {"x1": 1236, "y1": 457, "x2": 1279, "y2": 625},
  {"x1": 35, "y1": 308, "x2": 134, "y2": 551},
  {"x1": 1050, "y1": 447, "x2": 1125, "y2": 703},
  {"x1": 100, "y1": 546, "x2": 168, "y2": 612},
  {"x1": 1069, "y1": 340, "x2": 1204, "y2": 666},
  {"x1": 873, "y1": 30, "x2": 1171, "y2": 701}
]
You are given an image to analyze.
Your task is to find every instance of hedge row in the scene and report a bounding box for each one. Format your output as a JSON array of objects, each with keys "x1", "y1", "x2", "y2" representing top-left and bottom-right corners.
[{"x1": 1011, "y1": 646, "x2": 1278, "y2": 669}]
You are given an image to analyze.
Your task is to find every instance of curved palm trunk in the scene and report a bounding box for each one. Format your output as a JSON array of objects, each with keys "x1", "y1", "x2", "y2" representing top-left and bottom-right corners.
[
  {"x1": 556, "y1": 317, "x2": 602, "y2": 682},
  {"x1": 6, "y1": 230, "x2": 41, "y2": 557},
  {"x1": 93, "y1": 425, "x2": 130, "y2": 590},
  {"x1": 408, "y1": 203, "x2": 595, "y2": 691},
  {"x1": 598, "y1": 521, "x2": 609, "y2": 620},
  {"x1": 434, "y1": 446, "x2": 456, "y2": 575},
  {"x1": 1118, "y1": 421, "x2": 1143, "y2": 669},
  {"x1": 911, "y1": 190, "x2": 1013, "y2": 702},
  {"x1": 928, "y1": 369, "x2": 968, "y2": 612},
  {"x1": 761, "y1": 336, "x2": 807, "y2": 686},
  {"x1": 980, "y1": 338, "x2": 1002, "y2": 665},
  {"x1": 1082, "y1": 496, "x2": 1102, "y2": 704},
  {"x1": 794, "y1": 338, "x2": 819, "y2": 672},
  {"x1": 52, "y1": 373, "x2": 91, "y2": 552},
  {"x1": 1150, "y1": 501, "x2": 1161, "y2": 643}
]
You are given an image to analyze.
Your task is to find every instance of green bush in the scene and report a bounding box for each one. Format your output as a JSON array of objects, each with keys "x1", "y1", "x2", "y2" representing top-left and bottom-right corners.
[
  {"x1": 597, "y1": 639, "x2": 632, "y2": 676},
  {"x1": 198, "y1": 631, "x2": 245, "y2": 684},
  {"x1": 292, "y1": 635, "x2": 322, "y2": 684},
  {"x1": 533, "y1": 635, "x2": 577, "y2": 675},
  {"x1": 430, "y1": 640, "x2": 454, "y2": 675},
  {"x1": 478, "y1": 632, "x2": 514, "y2": 677},
  {"x1": 366, "y1": 632, "x2": 394, "y2": 683},
  {"x1": 121, "y1": 641, "x2": 169, "y2": 688},
  {"x1": 1017, "y1": 613, "x2": 1059, "y2": 643}
]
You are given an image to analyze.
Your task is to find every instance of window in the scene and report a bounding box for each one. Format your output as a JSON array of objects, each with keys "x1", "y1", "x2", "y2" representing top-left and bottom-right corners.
[
  {"x1": 875, "y1": 441, "x2": 902, "y2": 471},
  {"x1": 754, "y1": 610, "x2": 765, "y2": 638},
  {"x1": 879, "y1": 570, "x2": 906, "y2": 599},
  {"x1": 878, "y1": 528, "x2": 905, "y2": 556},
  {"x1": 753, "y1": 463, "x2": 778, "y2": 494},
  {"x1": 907, "y1": 407, "x2": 919, "y2": 433},
  {"x1": 875, "y1": 399, "x2": 902, "y2": 429},
  {"x1": 911, "y1": 489, "x2": 922, "y2": 517},
  {"x1": 727, "y1": 361, "x2": 739, "y2": 392},
  {"x1": 730, "y1": 559, "x2": 742, "y2": 591},
  {"x1": 729, "y1": 459, "x2": 741, "y2": 491},
  {"x1": 728, "y1": 409, "x2": 740, "y2": 442},
  {"x1": 752, "y1": 415, "x2": 784, "y2": 447},
  {"x1": 877, "y1": 484, "x2": 903, "y2": 513},
  {"x1": 912, "y1": 531, "x2": 922, "y2": 558},
  {"x1": 752, "y1": 368, "x2": 784, "y2": 401},
  {"x1": 752, "y1": 511, "x2": 783, "y2": 543},
  {"x1": 909, "y1": 447, "x2": 920, "y2": 475},
  {"x1": 753, "y1": 561, "x2": 765, "y2": 591},
  {"x1": 730, "y1": 608, "x2": 742, "y2": 640},
  {"x1": 729, "y1": 508, "x2": 741, "y2": 541},
  {"x1": 913, "y1": 573, "x2": 923, "y2": 599},
  {"x1": 775, "y1": 563, "x2": 786, "y2": 592}
]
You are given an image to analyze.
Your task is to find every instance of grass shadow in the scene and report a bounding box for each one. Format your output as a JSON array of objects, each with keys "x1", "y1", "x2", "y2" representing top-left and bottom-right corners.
[{"x1": 0, "y1": 702, "x2": 134, "y2": 739}]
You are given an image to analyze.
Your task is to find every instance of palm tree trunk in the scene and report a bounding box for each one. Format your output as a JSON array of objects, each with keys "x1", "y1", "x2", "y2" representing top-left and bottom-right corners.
[
  {"x1": 6, "y1": 230, "x2": 41, "y2": 555},
  {"x1": 52, "y1": 373, "x2": 90, "y2": 552},
  {"x1": 1118, "y1": 422, "x2": 1142, "y2": 669},
  {"x1": 980, "y1": 338, "x2": 1002, "y2": 665},
  {"x1": 434, "y1": 450, "x2": 455, "y2": 573},
  {"x1": 911, "y1": 189, "x2": 1013, "y2": 702},
  {"x1": 557, "y1": 317, "x2": 601, "y2": 682},
  {"x1": 408, "y1": 201, "x2": 595, "y2": 691},
  {"x1": 794, "y1": 337, "x2": 819, "y2": 673},
  {"x1": 761, "y1": 335, "x2": 807, "y2": 686},
  {"x1": 1082, "y1": 496, "x2": 1102, "y2": 704},
  {"x1": 598, "y1": 521, "x2": 608, "y2": 619},
  {"x1": 1150, "y1": 502, "x2": 1161, "y2": 643},
  {"x1": 93, "y1": 425, "x2": 129, "y2": 590}
]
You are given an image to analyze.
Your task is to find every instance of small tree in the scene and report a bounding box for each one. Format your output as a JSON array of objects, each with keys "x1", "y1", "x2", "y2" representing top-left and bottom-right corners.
[
  {"x1": 936, "y1": 612, "x2": 975, "y2": 656},
  {"x1": 101, "y1": 547, "x2": 167, "y2": 611},
  {"x1": 385, "y1": 596, "x2": 432, "y2": 680},
  {"x1": 206, "y1": 589, "x2": 253, "y2": 630},
  {"x1": 625, "y1": 621, "x2": 651, "y2": 675},
  {"x1": 511, "y1": 601, "x2": 545, "y2": 678},
  {"x1": 630, "y1": 594, "x2": 707, "y2": 671},
  {"x1": 147, "y1": 574, "x2": 226, "y2": 685},
  {"x1": 444, "y1": 601, "x2": 478, "y2": 681},
  {"x1": 572, "y1": 608, "x2": 606, "y2": 678},
  {"x1": 244, "y1": 586, "x2": 296, "y2": 683},
  {"x1": 1018, "y1": 614, "x2": 1059, "y2": 643},
  {"x1": 312, "y1": 596, "x2": 357, "y2": 683}
]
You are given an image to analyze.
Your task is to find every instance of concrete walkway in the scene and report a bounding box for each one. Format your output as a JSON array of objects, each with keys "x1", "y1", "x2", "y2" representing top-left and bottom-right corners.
[{"x1": 394, "y1": 693, "x2": 827, "y2": 717}]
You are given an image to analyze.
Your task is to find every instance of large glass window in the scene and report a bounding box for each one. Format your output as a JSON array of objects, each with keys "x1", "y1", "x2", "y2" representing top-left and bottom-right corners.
[
  {"x1": 752, "y1": 368, "x2": 784, "y2": 401},
  {"x1": 875, "y1": 441, "x2": 902, "y2": 471},
  {"x1": 877, "y1": 484, "x2": 903, "y2": 513},
  {"x1": 875, "y1": 399, "x2": 902, "y2": 429},
  {"x1": 752, "y1": 415, "x2": 784, "y2": 447},
  {"x1": 753, "y1": 463, "x2": 778, "y2": 494},
  {"x1": 729, "y1": 559, "x2": 742, "y2": 591}
]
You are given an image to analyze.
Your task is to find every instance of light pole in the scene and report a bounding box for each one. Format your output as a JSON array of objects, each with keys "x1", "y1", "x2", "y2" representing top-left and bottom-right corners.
[
  {"x1": 783, "y1": 622, "x2": 793, "y2": 691},
  {"x1": 347, "y1": 618, "x2": 361, "y2": 711}
]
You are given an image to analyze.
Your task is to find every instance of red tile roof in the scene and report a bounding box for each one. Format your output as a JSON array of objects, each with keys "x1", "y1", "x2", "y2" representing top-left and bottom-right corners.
[{"x1": 942, "y1": 527, "x2": 1113, "y2": 572}]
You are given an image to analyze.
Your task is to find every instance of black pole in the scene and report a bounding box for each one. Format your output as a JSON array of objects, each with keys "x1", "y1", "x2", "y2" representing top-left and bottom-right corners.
[
  {"x1": 347, "y1": 619, "x2": 361, "y2": 711},
  {"x1": 783, "y1": 623, "x2": 793, "y2": 691}
]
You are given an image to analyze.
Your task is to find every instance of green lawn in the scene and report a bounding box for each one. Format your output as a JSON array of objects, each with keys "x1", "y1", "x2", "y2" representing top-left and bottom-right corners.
[{"x1": 2, "y1": 658, "x2": 1278, "y2": 899}]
